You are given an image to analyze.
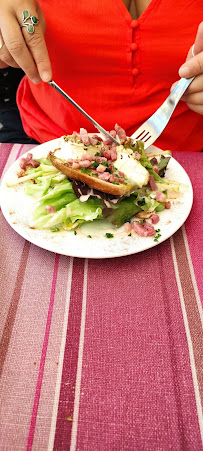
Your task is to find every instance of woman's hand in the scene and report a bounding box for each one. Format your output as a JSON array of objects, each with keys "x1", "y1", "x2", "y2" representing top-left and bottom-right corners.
[
  {"x1": 171, "y1": 22, "x2": 203, "y2": 115},
  {"x1": 0, "y1": 0, "x2": 52, "y2": 84}
]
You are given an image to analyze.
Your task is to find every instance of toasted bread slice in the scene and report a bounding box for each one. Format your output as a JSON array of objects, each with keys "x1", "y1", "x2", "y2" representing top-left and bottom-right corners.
[{"x1": 50, "y1": 151, "x2": 133, "y2": 196}]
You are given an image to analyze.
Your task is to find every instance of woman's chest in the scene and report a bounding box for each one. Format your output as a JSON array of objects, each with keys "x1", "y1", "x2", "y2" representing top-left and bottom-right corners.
[{"x1": 122, "y1": 0, "x2": 152, "y2": 18}]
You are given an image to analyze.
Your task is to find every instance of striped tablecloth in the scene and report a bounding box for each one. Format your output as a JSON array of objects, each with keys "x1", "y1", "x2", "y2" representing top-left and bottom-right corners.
[{"x1": 0, "y1": 143, "x2": 203, "y2": 451}]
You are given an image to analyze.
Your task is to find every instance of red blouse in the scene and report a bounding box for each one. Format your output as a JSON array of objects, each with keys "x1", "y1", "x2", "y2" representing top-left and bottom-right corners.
[{"x1": 17, "y1": 0, "x2": 203, "y2": 151}]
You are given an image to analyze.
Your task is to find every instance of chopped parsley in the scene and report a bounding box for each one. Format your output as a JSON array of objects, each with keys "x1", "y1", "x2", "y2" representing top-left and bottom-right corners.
[
  {"x1": 74, "y1": 230, "x2": 77, "y2": 235},
  {"x1": 137, "y1": 198, "x2": 146, "y2": 206},
  {"x1": 154, "y1": 229, "x2": 161, "y2": 242},
  {"x1": 105, "y1": 232, "x2": 114, "y2": 238},
  {"x1": 124, "y1": 217, "x2": 131, "y2": 224},
  {"x1": 91, "y1": 160, "x2": 99, "y2": 168},
  {"x1": 50, "y1": 226, "x2": 59, "y2": 232},
  {"x1": 87, "y1": 235, "x2": 92, "y2": 238}
]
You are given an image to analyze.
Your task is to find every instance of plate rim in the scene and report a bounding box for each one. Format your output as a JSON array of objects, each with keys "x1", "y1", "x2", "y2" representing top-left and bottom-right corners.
[{"x1": 0, "y1": 139, "x2": 193, "y2": 259}]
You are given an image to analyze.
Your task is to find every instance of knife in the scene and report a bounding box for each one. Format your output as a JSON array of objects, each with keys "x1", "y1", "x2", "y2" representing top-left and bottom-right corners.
[{"x1": 48, "y1": 80, "x2": 120, "y2": 145}]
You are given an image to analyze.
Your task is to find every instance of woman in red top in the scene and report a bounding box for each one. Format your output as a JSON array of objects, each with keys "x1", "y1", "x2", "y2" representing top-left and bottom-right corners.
[{"x1": 0, "y1": 0, "x2": 203, "y2": 151}]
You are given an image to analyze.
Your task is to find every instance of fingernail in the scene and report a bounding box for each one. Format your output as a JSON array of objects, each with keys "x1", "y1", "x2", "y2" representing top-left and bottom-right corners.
[
  {"x1": 31, "y1": 77, "x2": 41, "y2": 85},
  {"x1": 41, "y1": 71, "x2": 52, "y2": 82},
  {"x1": 170, "y1": 82, "x2": 176, "y2": 92},
  {"x1": 179, "y1": 66, "x2": 190, "y2": 78}
]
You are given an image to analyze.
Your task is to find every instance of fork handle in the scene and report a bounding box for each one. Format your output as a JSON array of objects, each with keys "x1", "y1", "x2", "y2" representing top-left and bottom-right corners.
[
  {"x1": 169, "y1": 76, "x2": 195, "y2": 104},
  {"x1": 153, "y1": 76, "x2": 195, "y2": 122}
]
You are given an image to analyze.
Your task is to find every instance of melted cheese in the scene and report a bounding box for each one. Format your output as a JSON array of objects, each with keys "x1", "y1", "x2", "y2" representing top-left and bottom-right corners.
[
  {"x1": 55, "y1": 137, "x2": 98, "y2": 160},
  {"x1": 114, "y1": 146, "x2": 149, "y2": 188}
]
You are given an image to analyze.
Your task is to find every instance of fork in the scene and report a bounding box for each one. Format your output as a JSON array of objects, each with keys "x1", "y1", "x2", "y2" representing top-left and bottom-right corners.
[{"x1": 131, "y1": 76, "x2": 195, "y2": 149}]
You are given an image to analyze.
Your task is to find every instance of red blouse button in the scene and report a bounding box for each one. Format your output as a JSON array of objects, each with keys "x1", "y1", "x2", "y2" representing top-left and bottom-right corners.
[
  {"x1": 130, "y1": 43, "x2": 138, "y2": 51},
  {"x1": 132, "y1": 68, "x2": 139, "y2": 76},
  {"x1": 131, "y1": 20, "x2": 138, "y2": 29}
]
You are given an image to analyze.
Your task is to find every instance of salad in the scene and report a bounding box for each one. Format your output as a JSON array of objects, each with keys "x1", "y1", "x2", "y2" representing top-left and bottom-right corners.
[{"x1": 6, "y1": 127, "x2": 185, "y2": 240}]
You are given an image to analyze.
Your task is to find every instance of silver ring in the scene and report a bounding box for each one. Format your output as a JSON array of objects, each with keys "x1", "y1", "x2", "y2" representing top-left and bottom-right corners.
[
  {"x1": 21, "y1": 10, "x2": 39, "y2": 34},
  {"x1": 191, "y1": 44, "x2": 195, "y2": 57}
]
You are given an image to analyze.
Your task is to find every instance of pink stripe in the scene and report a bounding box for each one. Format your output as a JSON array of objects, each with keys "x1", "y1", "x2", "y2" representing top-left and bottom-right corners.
[
  {"x1": 26, "y1": 253, "x2": 60, "y2": 451},
  {"x1": 53, "y1": 258, "x2": 85, "y2": 450},
  {"x1": 0, "y1": 143, "x2": 14, "y2": 178},
  {"x1": 0, "y1": 144, "x2": 23, "y2": 213},
  {"x1": 174, "y1": 152, "x2": 203, "y2": 304},
  {"x1": 15, "y1": 144, "x2": 25, "y2": 160},
  {"x1": 74, "y1": 242, "x2": 202, "y2": 450}
]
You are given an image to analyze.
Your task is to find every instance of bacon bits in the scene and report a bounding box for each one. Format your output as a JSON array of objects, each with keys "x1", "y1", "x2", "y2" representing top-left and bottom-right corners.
[
  {"x1": 155, "y1": 192, "x2": 167, "y2": 203},
  {"x1": 150, "y1": 214, "x2": 160, "y2": 225},
  {"x1": 114, "y1": 123, "x2": 127, "y2": 143},
  {"x1": 98, "y1": 172, "x2": 111, "y2": 181},
  {"x1": 124, "y1": 222, "x2": 132, "y2": 233},
  {"x1": 149, "y1": 174, "x2": 158, "y2": 191},
  {"x1": 79, "y1": 128, "x2": 90, "y2": 145},
  {"x1": 124, "y1": 220, "x2": 156, "y2": 237},
  {"x1": 19, "y1": 153, "x2": 40, "y2": 170},
  {"x1": 79, "y1": 160, "x2": 92, "y2": 168},
  {"x1": 96, "y1": 164, "x2": 107, "y2": 173},
  {"x1": 45, "y1": 205, "x2": 56, "y2": 213}
]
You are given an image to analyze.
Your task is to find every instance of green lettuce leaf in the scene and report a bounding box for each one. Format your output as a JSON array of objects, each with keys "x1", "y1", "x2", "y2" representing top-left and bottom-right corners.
[
  {"x1": 66, "y1": 198, "x2": 103, "y2": 223},
  {"x1": 103, "y1": 195, "x2": 142, "y2": 227},
  {"x1": 33, "y1": 197, "x2": 103, "y2": 229},
  {"x1": 33, "y1": 192, "x2": 77, "y2": 219}
]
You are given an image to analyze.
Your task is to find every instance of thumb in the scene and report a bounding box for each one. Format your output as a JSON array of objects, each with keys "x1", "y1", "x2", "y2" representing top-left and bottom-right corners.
[{"x1": 193, "y1": 21, "x2": 203, "y2": 56}]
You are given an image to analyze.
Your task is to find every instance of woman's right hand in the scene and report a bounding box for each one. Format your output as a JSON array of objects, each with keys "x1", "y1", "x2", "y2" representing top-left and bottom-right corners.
[{"x1": 0, "y1": 0, "x2": 52, "y2": 83}]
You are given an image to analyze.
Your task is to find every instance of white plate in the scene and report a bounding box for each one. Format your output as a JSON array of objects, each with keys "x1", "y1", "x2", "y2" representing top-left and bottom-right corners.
[{"x1": 0, "y1": 139, "x2": 193, "y2": 259}]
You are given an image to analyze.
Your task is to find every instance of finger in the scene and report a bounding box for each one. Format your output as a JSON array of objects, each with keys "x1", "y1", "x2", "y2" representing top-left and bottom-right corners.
[
  {"x1": 179, "y1": 51, "x2": 203, "y2": 78},
  {"x1": 0, "y1": 30, "x2": 8, "y2": 68},
  {"x1": 171, "y1": 74, "x2": 203, "y2": 99},
  {"x1": 179, "y1": 22, "x2": 203, "y2": 78},
  {"x1": 0, "y1": 34, "x2": 20, "y2": 69},
  {"x1": 181, "y1": 91, "x2": 203, "y2": 105},
  {"x1": 193, "y1": 22, "x2": 203, "y2": 56},
  {"x1": 0, "y1": 5, "x2": 51, "y2": 83},
  {"x1": 0, "y1": 60, "x2": 9, "y2": 69},
  {"x1": 170, "y1": 73, "x2": 203, "y2": 96},
  {"x1": 183, "y1": 73, "x2": 203, "y2": 95},
  {"x1": 0, "y1": 12, "x2": 41, "y2": 83},
  {"x1": 0, "y1": 30, "x2": 20, "y2": 68},
  {"x1": 170, "y1": 81, "x2": 178, "y2": 92},
  {"x1": 0, "y1": 28, "x2": 4, "y2": 49},
  {"x1": 19, "y1": 5, "x2": 52, "y2": 81},
  {"x1": 185, "y1": 101, "x2": 203, "y2": 115}
]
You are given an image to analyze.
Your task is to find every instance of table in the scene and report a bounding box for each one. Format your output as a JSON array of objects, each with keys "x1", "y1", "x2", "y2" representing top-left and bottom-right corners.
[{"x1": 0, "y1": 143, "x2": 203, "y2": 451}]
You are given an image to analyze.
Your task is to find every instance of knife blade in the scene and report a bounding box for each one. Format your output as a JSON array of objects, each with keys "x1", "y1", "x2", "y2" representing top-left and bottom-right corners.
[{"x1": 48, "y1": 80, "x2": 120, "y2": 145}]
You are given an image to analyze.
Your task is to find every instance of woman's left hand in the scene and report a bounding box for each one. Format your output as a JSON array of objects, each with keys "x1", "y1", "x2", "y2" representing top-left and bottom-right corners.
[{"x1": 171, "y1": 22, "x2": 203, "y2": 115}]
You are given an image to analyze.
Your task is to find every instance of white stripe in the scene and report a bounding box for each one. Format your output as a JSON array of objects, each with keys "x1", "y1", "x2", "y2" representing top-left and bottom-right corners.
[
  {"x1": 70, "y1": 258, "x2": 88, "y2": 451},
  {"x1": 170, "y1": 236, "x2": 203, "y2": 444},
  {"x1": 182, "y1": 224, "x2": 203, "y2": 328},
  {"x1": 48, "y1": 256, "x2": 73, "y2": 451}
]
